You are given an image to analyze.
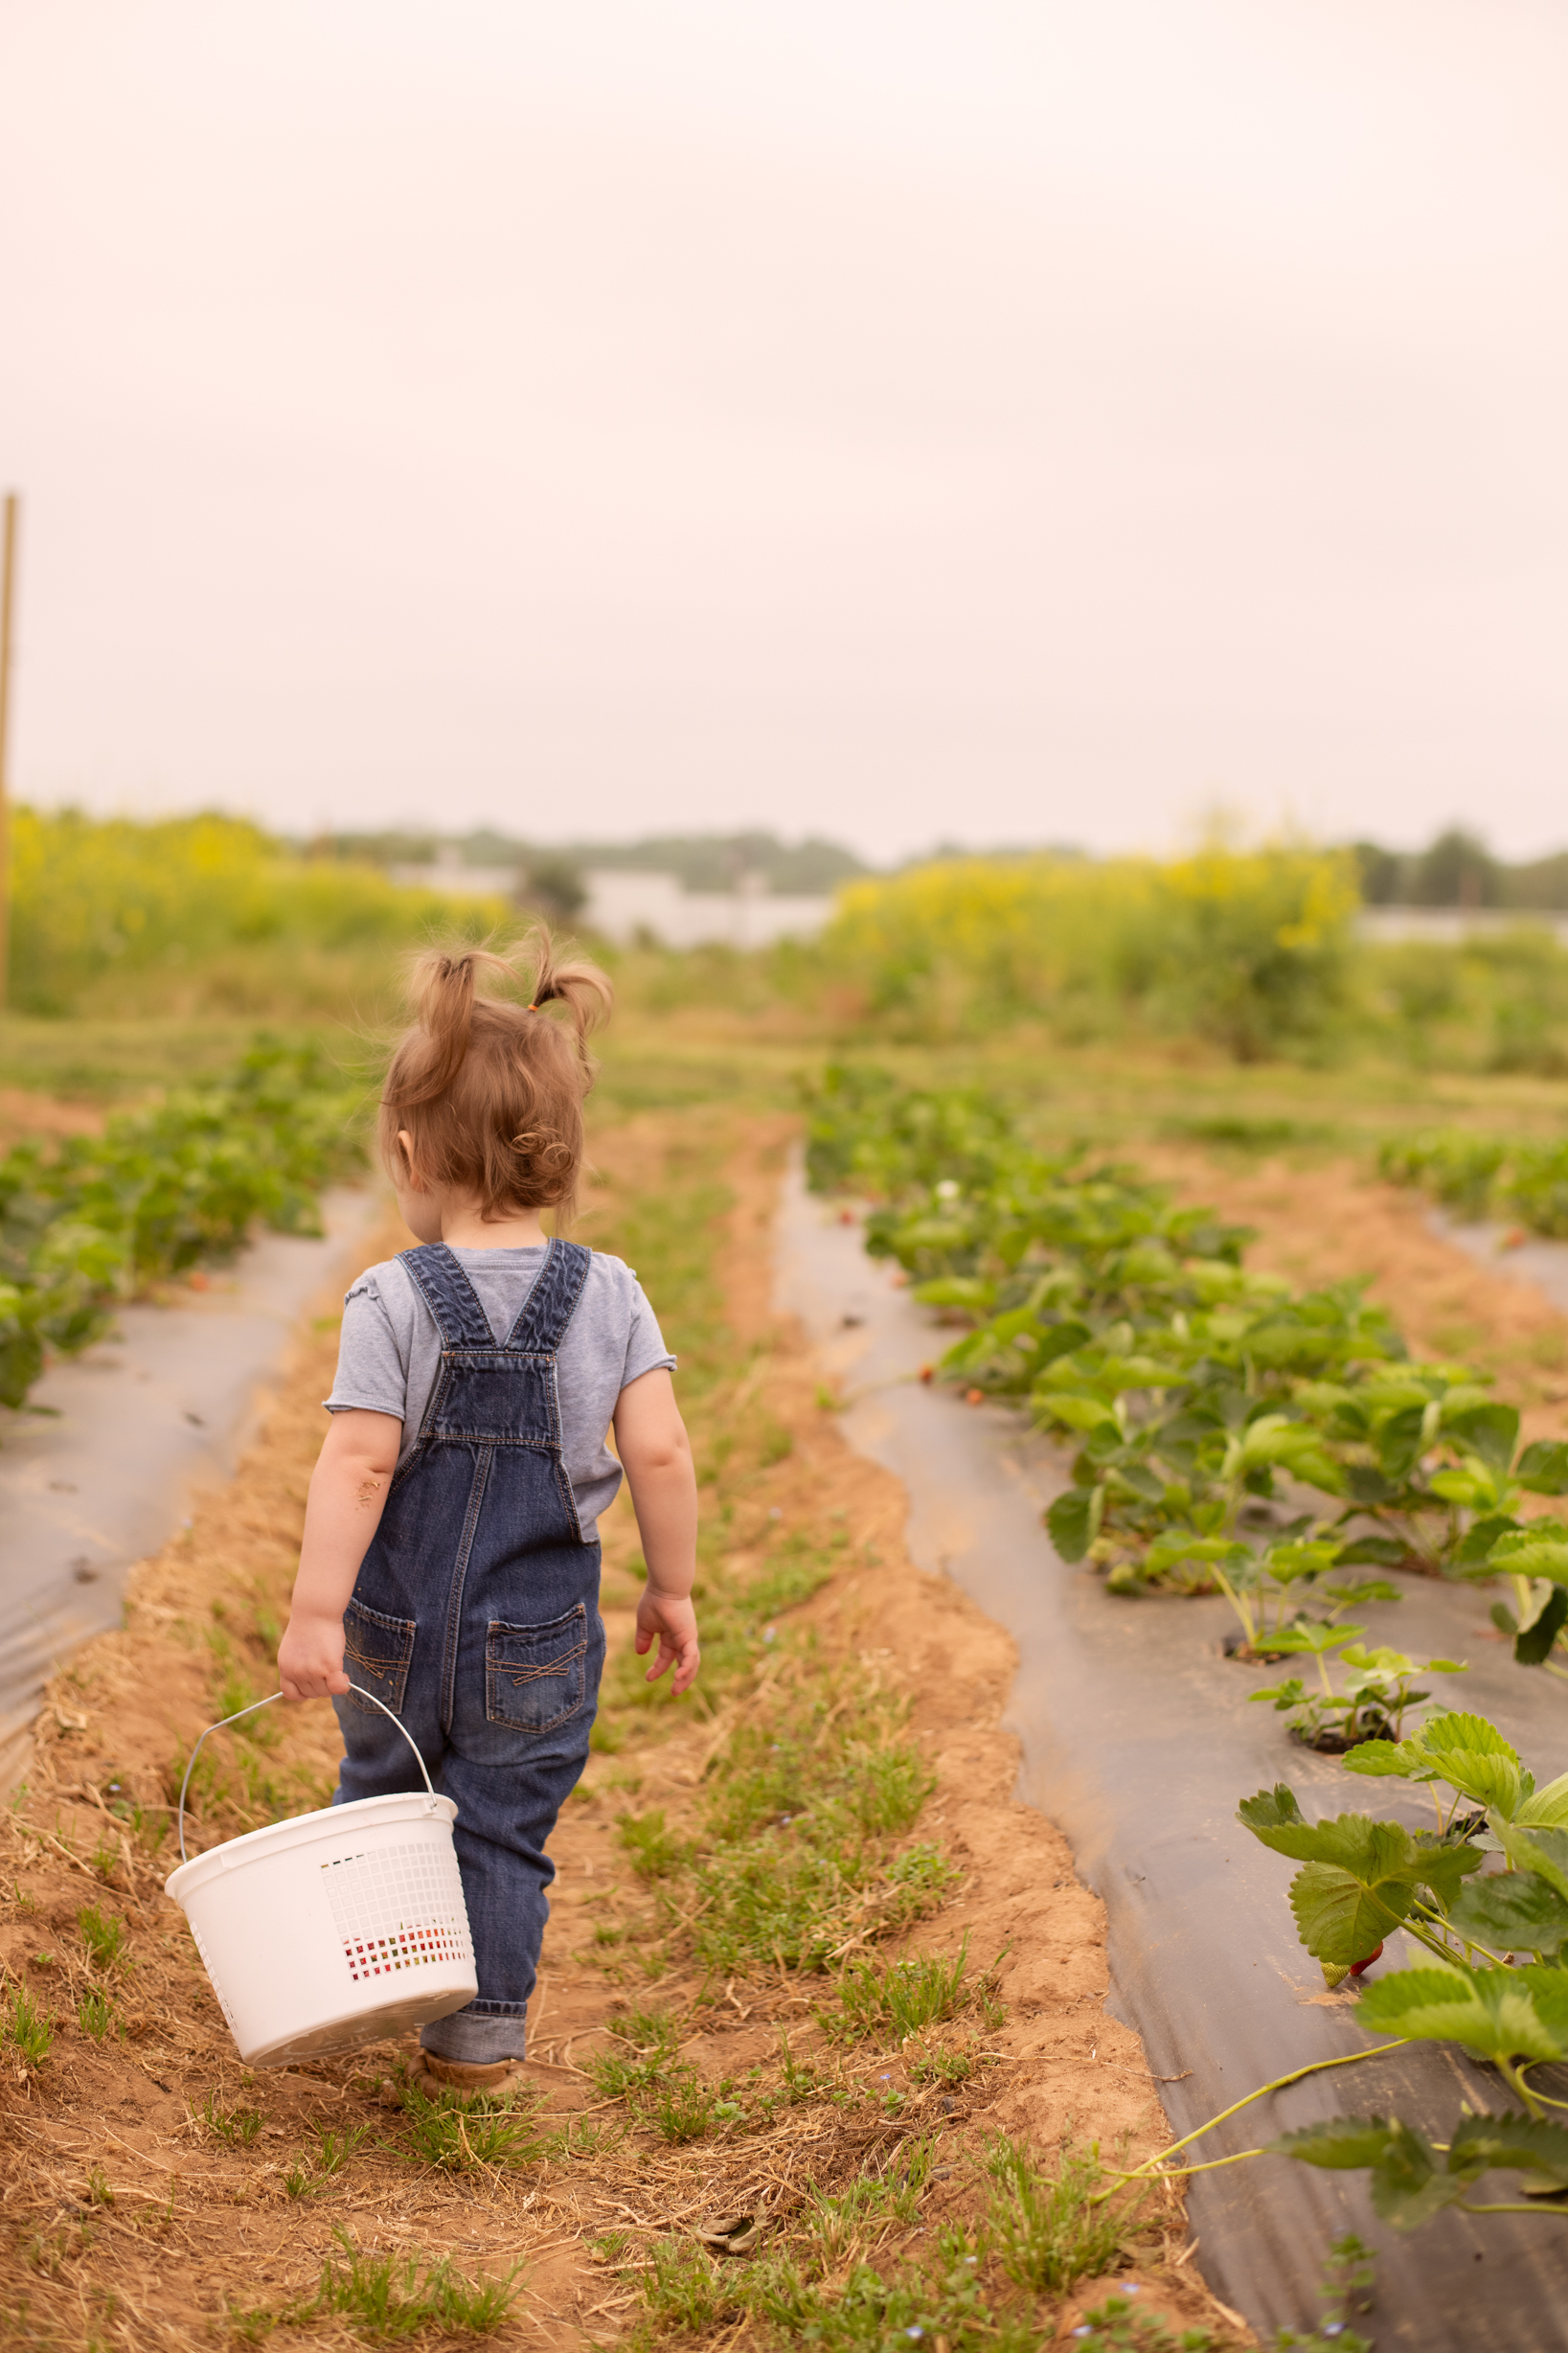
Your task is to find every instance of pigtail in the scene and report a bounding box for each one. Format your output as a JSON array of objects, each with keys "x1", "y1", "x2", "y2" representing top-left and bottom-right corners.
[
  {"x1": 525, "y1": 926, "x2": 614, "y2": 1071},
  {"x1": 379, "y1": 927, "x2": 613, "y2": 1227}
]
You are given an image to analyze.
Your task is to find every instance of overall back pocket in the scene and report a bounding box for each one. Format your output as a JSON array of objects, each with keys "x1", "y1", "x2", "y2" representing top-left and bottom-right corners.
[
  {"x1": 342, "y1": 1595, "x2": 417, "y2": 1716},
  {"x1": 485, "y1": 1603, "x2": 590, "y2": 1734}
]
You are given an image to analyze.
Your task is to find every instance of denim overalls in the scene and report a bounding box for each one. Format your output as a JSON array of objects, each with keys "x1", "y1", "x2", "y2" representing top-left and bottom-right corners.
[{"x1": 331, "y1": 1238, "x2": 604, "y2": 2065}]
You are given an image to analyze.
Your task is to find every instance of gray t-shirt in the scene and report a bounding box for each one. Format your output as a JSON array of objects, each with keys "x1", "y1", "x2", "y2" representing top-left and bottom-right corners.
[{"x1": 323, "y1": 1247, "x2": 675, "y2": 1537}]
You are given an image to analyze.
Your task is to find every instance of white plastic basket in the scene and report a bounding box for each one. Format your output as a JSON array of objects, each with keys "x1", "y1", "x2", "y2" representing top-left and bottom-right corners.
[{"x1": 165, "y1": 1685, "x2": 477, "y2": 2069}]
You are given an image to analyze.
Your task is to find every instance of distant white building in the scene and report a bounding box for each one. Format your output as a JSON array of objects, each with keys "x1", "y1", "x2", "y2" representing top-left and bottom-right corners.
[
  {"x1": 388, "y1": 848, "x2": 522, "y2": 899},
  {"x1": 1356, "y1": 907, "x2": 1568, "y2": 948},
  {"x1": 384, "y1": 851, "x2": 836, "y2": 947},
  {"x1": 580, "y1": 870, "x2": 833, "y2": 948}
]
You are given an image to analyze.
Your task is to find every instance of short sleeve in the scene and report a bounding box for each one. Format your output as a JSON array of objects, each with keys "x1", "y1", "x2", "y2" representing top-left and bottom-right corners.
[
  {"x1": 619, "y1": 1276, "x2": 676, "y2": 1394},
  {"x1": 324, "y1": 1275, "x2": 413, "y2": 1423}
]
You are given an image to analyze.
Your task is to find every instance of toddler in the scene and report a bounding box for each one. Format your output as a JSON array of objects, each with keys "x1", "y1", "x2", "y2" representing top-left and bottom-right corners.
[{"x1": 278, "y1": 938, "x2": 700, "y2": 2090}]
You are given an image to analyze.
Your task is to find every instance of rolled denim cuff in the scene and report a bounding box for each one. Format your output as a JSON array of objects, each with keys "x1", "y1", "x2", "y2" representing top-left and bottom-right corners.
[{"x1": 420, "y1": 2003, "x2": 528, "y2": 2064}]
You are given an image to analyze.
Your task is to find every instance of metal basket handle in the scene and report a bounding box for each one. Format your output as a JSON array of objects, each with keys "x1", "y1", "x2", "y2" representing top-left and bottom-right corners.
[{"x1": 175, "y1": 1683, "x2": 434, "y2": 1864}]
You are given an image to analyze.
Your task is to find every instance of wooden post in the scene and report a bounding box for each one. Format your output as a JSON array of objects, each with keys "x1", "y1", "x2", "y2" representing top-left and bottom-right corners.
[{"x1": 0, "y1": 492, "x2": 16, "y2": 1013}]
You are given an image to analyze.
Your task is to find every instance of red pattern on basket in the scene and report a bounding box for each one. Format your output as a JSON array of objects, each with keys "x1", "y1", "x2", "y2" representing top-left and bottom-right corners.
[{"x1": 320, "y1": 1839, "x2": 473, "y2": 1985}]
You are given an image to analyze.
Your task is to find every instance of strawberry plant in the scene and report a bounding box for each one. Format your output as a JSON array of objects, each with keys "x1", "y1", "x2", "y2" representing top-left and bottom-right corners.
[
  {"x1": 1249, "y1": 1639, "x2": 1467, "y2": 1752},
  {"x1": 0, "y1": 1039, "x2": 364, "y2": 1412},
  {"x1": 1228, "y1": 1711, "x2": 1568, "y2": 2226},
  {"x1": 808, "y1": 1063, "x2": 1568, "y2": 1706}
]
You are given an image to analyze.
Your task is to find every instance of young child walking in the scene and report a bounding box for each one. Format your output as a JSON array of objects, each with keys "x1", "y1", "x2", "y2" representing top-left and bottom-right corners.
[{"x1": 278, "y1": 938, "x2": 700, "y2": 2090}]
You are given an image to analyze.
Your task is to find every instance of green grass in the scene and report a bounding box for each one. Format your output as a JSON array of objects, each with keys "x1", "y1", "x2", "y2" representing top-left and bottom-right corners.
[
  {"x1": 310, "y1": 2229, "x2": 522, "y2": 2340},
  {"x1": 396, "y1": 2080, "x2": 552, "y2": 2173},
  {"x1": 4, "y1": 1986, "x2": 54, "y2": 2067},
  {"x1": 76, "y1": 1988, "x2": 119, "y2": 2045},
  {"x1": 984, "y1": 2132, "x2": 1133, "y2": 2296},
  {"x1": 615, "y1": 1810, "x2": 691, "y2": 1881},
  {"x1": 821, "y1": 1938, "x2": 974, "y2": 2045},
  {"x1": 195, "y1": 2095, "x2": 262, "y2": 2148},
  {"x1": 77, "y1": 1905, "x2": 128, "y2": 1974}
]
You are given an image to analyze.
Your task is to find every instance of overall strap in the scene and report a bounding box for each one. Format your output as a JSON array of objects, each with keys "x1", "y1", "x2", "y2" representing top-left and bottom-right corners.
[
  {"x1": 504, "y1": 1237, "x2": 592, "y2": 1356},
  {"x1": 398, "y1": 1243, "x2": 498, "y2": 1350}
]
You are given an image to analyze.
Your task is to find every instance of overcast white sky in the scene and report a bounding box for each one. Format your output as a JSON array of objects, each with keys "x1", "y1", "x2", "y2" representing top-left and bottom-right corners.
[{"x1": 3, "y1": 1, "x2": 1566, "y2": 862}]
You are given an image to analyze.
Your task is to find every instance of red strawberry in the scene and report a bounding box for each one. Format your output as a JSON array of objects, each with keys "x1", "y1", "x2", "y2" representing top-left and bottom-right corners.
[{"x1": 1349, "y1": 1943, "x2": 1384, "y2": 1976}]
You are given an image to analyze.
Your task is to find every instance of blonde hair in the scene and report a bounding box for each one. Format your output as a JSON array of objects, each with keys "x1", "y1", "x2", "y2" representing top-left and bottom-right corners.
[{"x1": 379, "y1": 931, "x2": 613, "y2": 1228}]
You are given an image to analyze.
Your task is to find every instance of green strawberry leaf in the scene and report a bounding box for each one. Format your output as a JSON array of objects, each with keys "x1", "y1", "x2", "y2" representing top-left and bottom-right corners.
[
  {"x1": 1267, "y1": 2116, "x2": 1398, "y2": 2170},
  {"x1": 1444, "y1": 1403, "x2": 1520, "y2": 1473},
  {"x1": 1517, "y1": 1441, "x2": 1568, "y2": 1496},
  {"x1": 1044, "y1": 1488, "x2": 1094, "y2": 1564},
  {"x1": 1489, "y1": 1524, "x2": 1568, "y2": 1587},
  {"x1": 1453, "y1": 1512, "x2": 1522, "y2": 1570},
  {"x1": 1236, "y1": 1784, "x2": 1308, "y2": 1841},
  {"x1": 1446, "y1": 2112, "x2": 1568, "y2": 2191},
  {"x1": 1332, "y1": 1534, "x2": 1408, "y2": 1567},
  {"x1": 1517, "y1": 1773, "x2": 1568, "y2": 1833},
  {"x1": 1355, "y1": 1960, "x2": 1568, "y2": 2066},
  {"x1": 1497, "y1": 1823, "x2": 1568, "y2": 1903},
  {"x1": 1342, "y1": 1738, "x2": 1439, "y2": 1783},
  {"x1": 1415, "y1": 1713, "x2": 1530, "y2": 1818},
  {"x1": 1264, "y1": 1622, "x2": 1366, "y2": 1658},
  {"x1": 1446, "y1": 1869, "x2": 1568, "y2": 1957}
]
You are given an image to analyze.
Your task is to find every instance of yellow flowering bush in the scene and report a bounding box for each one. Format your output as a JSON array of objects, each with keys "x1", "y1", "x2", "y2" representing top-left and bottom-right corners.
[
  {"x1": 816, "y1": 845, "x2": 1360, "y2": 1061},
  {"x1": 8, "y1": 809, "x2": 510, "y2": 1016}
]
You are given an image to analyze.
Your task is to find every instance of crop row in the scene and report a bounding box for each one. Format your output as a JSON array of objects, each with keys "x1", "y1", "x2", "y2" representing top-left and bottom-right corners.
[
  {"x1": 807, "y1": 1064, "x2": 1568, "y2": 1705},
  {"x1": 1379, "y1": 1129, "x2": 1568, "y2": 1238},
  {"x1": 807, "y1": 1065, "x2": 1568, "y2": 2240},
  {"x1": 0, "y1": 1039, "x2": 366, "y2": 1411}
]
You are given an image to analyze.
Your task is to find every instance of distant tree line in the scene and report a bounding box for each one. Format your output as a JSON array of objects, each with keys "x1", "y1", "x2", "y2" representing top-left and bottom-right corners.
[
  {"x1": 306, "y1": 828, "x2": 870, "y2": 902},
  {"x1": 1352, "y1": 828, "x2": 1568, "y2": 910}
]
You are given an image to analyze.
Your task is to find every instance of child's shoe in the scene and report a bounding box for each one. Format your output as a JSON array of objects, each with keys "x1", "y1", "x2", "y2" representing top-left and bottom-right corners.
[{"x1": 411, "y1": 2048, "x2": 529, "y2": 2097}]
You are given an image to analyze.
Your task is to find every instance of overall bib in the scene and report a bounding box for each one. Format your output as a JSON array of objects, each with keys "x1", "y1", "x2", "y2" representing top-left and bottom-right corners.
[{"x1": 331, "y1": 1237, "x2": 604, "y2": 2065}]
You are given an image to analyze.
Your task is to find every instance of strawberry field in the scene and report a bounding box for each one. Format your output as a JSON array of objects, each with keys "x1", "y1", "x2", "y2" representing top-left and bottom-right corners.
[{"x1": 801, "y1": 1065, "x2": 1568, "y2": 2296}]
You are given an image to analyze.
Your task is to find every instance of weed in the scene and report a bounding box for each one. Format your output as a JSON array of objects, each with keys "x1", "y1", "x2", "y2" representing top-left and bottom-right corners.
[
  {"x1": 314, "y1": 2121, "x2": 371, "y2": 2175},
  {"x1": 5, "y1": 1986, "x2": 54, "y2": 2067},
  {"x1": 592, "y1": 2228, "x2": 631, "y2": 2265},
  {"x1": 313, "y1": 2227, "x2": 523, "y2": 2339},
  {"x1": 907, "y1": 2043, "x2": 975, "y2": 2087},
  {"x1": 748, "y1": 2227, "x2": 994, "y2": 2349},
  {"x1": 225, "y1": 2300, "x2": 279, "y2": 2345},
  {"x1": 639, "y1": 2238, "x2": 734, "y2": 2333},
  {"x1": 801, "y1": 2141, "x2": 934, "y2": 2267},
  {"x1": 985, "y1": 2133, "x2": 1130, "y2": 2295},
  {"x1": 77, "y1": 1905, "x2": 128, "y2": 1974},
  {"x1": 398, "y1": 2081, "x2": 550, "y2": 2172},
  {"x1": 283, "y1": 2164, "x2": 314, "y2": 2201},
  {"x1": 1076, "y1": 2293, "x2": 1217, "y2": 2349},
  {"x1": 88, "y1": 1838, "x2": 120, "y2": 1883},
  {"x1": 85, "y1": 2167, "x2": 114, "y2": 2207},
  {"x1": 650, "y1": 2075, "x2": 717, "y2": 2144},
  {"x1": 823, "y1": 1937, "x2": 972, "y2": 2044},
  {"x1": 616, "y1": 1809, "x2": 690, "y2": 1881},
  {"x1": 609, "y1": 2002, "x2": 683, "y2": 2058},
  {"x1": 196, "y1": 2094, "x2": 263, "y2": 2147},
  {"x1": 592, "y1": 1922, "x2": 624, "y2": 1946}
]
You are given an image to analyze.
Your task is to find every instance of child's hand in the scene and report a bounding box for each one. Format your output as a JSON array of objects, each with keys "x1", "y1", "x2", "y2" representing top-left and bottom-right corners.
[
  {"x1": 278, "y1": 1612, "x2": 352, "y2": 1702},
  {"x1": 634, "y1": 1588, "x2": 701, "y2": 1696}
]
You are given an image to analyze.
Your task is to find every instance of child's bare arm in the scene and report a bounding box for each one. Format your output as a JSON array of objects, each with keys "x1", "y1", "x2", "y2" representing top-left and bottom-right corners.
[
  {"x1": 613, "y1": 1368, "x2": 700, "y2": 1696},
  {"x1": 278, "y1": 1409, "x2": 403, "y2": 1702}
]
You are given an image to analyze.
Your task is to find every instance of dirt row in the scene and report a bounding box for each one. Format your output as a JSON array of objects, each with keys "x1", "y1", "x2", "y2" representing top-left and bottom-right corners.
[
  {"x1": 1145, "y1": 1143, "x2": 1568, "y2": 1431},
  {"x1": 0, "y1": 1119, "x2": 1238, "y2": 2350}
]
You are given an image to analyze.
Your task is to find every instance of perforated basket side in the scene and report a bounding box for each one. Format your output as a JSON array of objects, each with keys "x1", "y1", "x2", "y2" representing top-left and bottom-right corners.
[
  {"x1": 320, "y1": 1839, "x2": 473, "y2": 1986},
  {"x1": 188, "y1": 1919, "x2": 239, "y2": 2033}
]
